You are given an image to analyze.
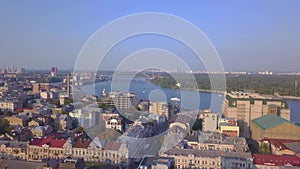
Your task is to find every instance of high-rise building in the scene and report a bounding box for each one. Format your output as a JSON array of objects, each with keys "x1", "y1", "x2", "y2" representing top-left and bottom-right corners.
[
  {"x1": 16, "y1": 67, "x2": 26, "y2": 74},
  {"x1": 222, "y1": 92, "x2": 290, "y2": 138},
  {"x1": 50, "y1": 67, "x2": 58, "y2": 77},
  {"x1": 10, "y1": 65, "x2": 14, "y2": 73}
]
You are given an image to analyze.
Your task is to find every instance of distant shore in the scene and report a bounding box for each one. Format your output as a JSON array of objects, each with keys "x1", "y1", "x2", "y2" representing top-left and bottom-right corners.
[
  {"x1": 182, "y1": 88, "x2": 225, "y2": 94},
  {"x1": 277, "y1": 95, "x2": 300, "y2": 100}
]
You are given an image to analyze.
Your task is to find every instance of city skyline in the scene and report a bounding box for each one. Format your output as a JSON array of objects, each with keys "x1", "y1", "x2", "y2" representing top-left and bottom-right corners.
[{"x1": 1, "y1": 1, "x2": 300, "y2": 71}]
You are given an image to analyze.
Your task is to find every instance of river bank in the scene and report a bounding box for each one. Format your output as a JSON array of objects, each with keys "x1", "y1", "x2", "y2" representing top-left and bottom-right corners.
[{"x1": 277, "y1": 95, "x2": 300, "y2": 100}]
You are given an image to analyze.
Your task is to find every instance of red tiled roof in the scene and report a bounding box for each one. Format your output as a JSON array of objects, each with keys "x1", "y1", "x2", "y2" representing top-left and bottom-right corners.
[
  {"x1": 46, "y1": 132, "x2": 64, "y2": 139},
  {"x1": 261, "y1": 138, "x2": 300, "y2": 151},
  {"x1": 73, "y1": 139, "x2": 92, "y2": 148},
  {"x1": 29, "y1": 137, "x2": 66, "y2": 148},
  {"x1": 253, "y1": 154, "x2": 300, "y2": 166},
  {"x1": 103, "y1": 142, "x2": 122, "y2": 151}
]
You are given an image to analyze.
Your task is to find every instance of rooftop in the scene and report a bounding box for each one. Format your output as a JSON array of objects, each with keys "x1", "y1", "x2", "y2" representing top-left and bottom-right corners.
[
  {"x1": 139, "y1": 156, "x2": 174, "y2": 168},
  {"x1": 0, "y1": 140, "x2": 28, "y2": 148},
  {"x1": 103, "y1": 142, "x2": 122, "y2": 151},
  {"x1": 164, "y1": 148, "x2": 252, "y2": 159},
  {"x1": 261, "y1": 138, "x2": 300, "y2": 153},
  {"x1": 253, "y1": 154, "x2": 300, "y2": 166},
  {"x1": 29, "y1": 137, "x2": 66, "y2": 148},
  {"x1": 73, "y1": 139, "x2": 92, "y2": 148},
  {"x1": 0, "y1": 159, "x2": 46, "y2": 169},
  {"x1": 252, "y1": 114, "x2": 289, "y2": 130},
  {"x1": 225, "y1": 93, "x2": 288, "y2": 108}
]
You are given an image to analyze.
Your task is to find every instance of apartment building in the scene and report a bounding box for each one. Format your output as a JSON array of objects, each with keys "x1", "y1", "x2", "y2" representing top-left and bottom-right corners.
[{"x1": 109, "y1": 91, "x2": 137, "y2": 110}]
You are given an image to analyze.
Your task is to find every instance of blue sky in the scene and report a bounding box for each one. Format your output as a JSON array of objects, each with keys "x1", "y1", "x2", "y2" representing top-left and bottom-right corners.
[{"x1": 0, "y1": 1, "x2": 300, "y2": 72}]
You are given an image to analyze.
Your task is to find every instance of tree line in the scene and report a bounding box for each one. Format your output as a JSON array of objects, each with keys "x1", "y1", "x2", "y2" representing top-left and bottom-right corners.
[{"x1": 152, "y1": 74, "x2": 300, "y2": 96}]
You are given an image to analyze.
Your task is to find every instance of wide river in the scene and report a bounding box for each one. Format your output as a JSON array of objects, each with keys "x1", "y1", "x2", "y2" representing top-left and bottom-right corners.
[{"x1": 80, "y1": 78, "x2": 300, "y2": 124}]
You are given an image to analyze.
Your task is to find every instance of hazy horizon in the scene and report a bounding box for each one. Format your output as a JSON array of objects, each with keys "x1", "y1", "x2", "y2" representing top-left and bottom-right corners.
[{"x1": 1, "y1": 1, "x2": 300, "y2": 72}]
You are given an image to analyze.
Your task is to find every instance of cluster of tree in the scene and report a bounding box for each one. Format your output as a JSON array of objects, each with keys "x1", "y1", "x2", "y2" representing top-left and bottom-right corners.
[
  {"x1": 64, "y1": 98, "x2": 73, "y2": 105},
  {"x1": 191, "y1": 118, "x2": 203, "y2": 131},
  {"x1": 259, "y1": 143, "x2": 272, "y2": 154},
  {"x1": 0, "y1": 119, "x2": 12, "y2": 135},
  {"x1": 151, "y1": 77, "x2": 178, "y2": 89},
  {"x1": 98, "y1": 103, "x2": 110, "y2": 110},
  {"x1": 36, "y1": 77, "x2": 63, "y2": 83},
  {"x1": 49, "y1": 99, "x2": 60, "y2": 107},
  {"x1": 151, "y1": 74, "x2": 300, "y2": 96}
]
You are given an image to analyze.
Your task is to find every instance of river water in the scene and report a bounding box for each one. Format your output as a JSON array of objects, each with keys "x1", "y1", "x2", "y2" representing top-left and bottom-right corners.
[{"x1": 80, "y1": 78, "x2": 300, "y2": 124}]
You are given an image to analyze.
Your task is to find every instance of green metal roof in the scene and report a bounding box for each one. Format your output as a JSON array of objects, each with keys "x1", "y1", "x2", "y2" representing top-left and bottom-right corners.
[{"x1": 252, "y1": 114, "x2": 289, "y2": 130}]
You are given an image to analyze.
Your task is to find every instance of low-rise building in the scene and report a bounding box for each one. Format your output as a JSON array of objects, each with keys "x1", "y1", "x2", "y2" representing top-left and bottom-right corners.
[
  {"x1": 59, "y1": 158, "x2": 85, "y2": 169},
  {"x1": 70, "y1": 104, "x2": 100, "y2": 128},
  {"x1": 27, "y1": 135, "x2": 129, "y2": 167},
  {"x1": 138, "y1": 156, "x2": 174, "y2": 169},
  {"x1": 102, "y1": 112, "x2": 123, "y2": 132},
  {"x1": 4, "y1": 116, "x2": 24, "y2": 126},
  {"x1": 31, "y1": 126, "x2": 53, "y2": 138},
  {"x1": 184, "y1": 132, "x2": 249, "y2": 153},
  {"x1": 161, "y1": 148, "x2": 253, "y2": 169},
  {"x1": 219, "y1": 118, "x2": 240, "y2": 137},
  {"x1": 106, "y1": 117, "x2": 123, "y2": 132},
  {"x1": 0, "y1": 140, "x2": 28, "y2": 160},
  {"x1": 72, "y1": 138, "x2": 92, "y2": 161},
  {"x1": 0, "y1": 100, "x2": 22, "y2": 112},
  {"x1": 28, "y1": 119, "x2": 43, "y2": 127},
  {"x1": 27, "y1": 137, "x2": 66, "y2": 161},
  {"x1": 54, "y1": 114, "x2": 73, "y2": 131},
  {"x1": 250, "y1": 114, "x2": 300, "y2": 143},
  {"x1": 199, "y1": 110, "x2": 218, "y2": 132},
  {"x1": 260, "y1": 138, "x2": 300, "y2": 156}
]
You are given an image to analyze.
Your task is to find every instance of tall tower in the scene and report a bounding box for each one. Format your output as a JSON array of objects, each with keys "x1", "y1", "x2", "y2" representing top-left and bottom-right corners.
[{"x1": 67, "y1": 73, "x2": 71, "y2": 98}]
